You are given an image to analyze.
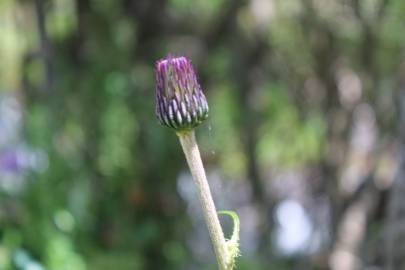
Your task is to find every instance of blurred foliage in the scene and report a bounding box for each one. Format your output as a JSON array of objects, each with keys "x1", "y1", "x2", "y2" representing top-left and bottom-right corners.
[{"x1": 0, "y1": 0, "x2": 404, "y2": 269}]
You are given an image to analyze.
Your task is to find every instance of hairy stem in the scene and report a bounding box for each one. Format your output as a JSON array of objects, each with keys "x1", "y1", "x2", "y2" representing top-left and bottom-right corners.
[{"x1": 177, "y1": 130, "x2": 228, "y2": 270}]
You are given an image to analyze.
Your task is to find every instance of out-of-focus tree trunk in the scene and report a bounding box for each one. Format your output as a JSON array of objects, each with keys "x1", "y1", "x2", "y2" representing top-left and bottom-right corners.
[
  {"x1": 231, "y1": 27, "x2": 275, "y2": 255},
  {"x1": 385, "y1": 78, "x2": 405, "y2": 270}
]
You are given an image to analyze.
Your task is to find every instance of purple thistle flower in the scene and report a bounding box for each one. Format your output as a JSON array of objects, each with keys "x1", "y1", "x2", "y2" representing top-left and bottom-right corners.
[{"x1": 155, "y1": 56, "x2": 209, "y2": 131}]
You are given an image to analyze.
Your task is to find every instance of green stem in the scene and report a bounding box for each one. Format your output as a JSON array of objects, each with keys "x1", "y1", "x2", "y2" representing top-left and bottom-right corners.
[{"x1": 177, "y1": 130, "x2": 228, "y2": 270}]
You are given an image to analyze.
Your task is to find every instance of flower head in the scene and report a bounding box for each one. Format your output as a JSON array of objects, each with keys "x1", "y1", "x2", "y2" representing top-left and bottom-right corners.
[{"x1": 155, "y1": 56, "x2": 209, "y2": 132}]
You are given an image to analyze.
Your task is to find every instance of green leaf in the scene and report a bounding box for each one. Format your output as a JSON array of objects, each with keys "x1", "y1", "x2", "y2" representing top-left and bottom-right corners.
[{"x1": 218, "y1": 211, "x2": 240, "y2": 269}]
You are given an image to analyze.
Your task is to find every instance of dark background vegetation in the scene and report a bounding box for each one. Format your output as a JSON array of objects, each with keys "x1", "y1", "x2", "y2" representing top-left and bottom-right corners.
[{"x1": 1, "y1": 0, "x2": 405, "y2": 269}]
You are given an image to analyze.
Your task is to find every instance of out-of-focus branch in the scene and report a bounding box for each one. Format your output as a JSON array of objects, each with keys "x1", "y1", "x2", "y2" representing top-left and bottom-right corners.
[
  {"x1": 203, "y1": 0, "x2": 247, "y2": 51},
  {"x1": 34, "y1": 0, "x2": 53, "y2": 93},
  {"x1": 377, "y1": 0, "x2": 391, "y2": 21},
  {"x1": 329, "y1": 184, "x2": 378, "y2": 270}
]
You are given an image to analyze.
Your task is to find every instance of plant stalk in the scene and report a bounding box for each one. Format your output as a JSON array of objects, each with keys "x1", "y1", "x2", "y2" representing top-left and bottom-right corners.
[{"x1": 177, "y1": 130, "x2": 228, "y2": 270}]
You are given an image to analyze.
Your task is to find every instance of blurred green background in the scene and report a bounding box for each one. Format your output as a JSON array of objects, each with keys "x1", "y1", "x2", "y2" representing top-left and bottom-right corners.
[{"x1": 1, "y1": 0, "x2": 405, "y2": 269}]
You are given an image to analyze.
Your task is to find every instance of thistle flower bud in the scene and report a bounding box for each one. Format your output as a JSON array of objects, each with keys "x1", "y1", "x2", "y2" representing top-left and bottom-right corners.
[{"x1": 155, "y1": 56, "x2": 209, "y2": 132}]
